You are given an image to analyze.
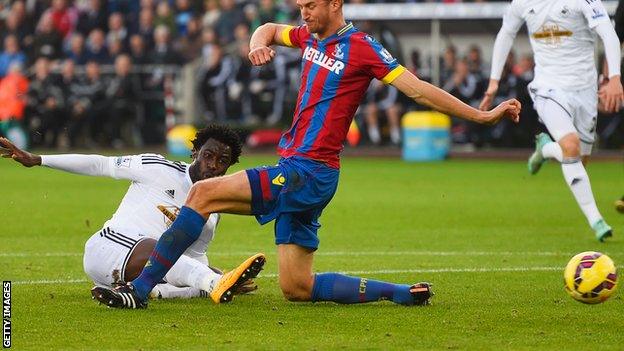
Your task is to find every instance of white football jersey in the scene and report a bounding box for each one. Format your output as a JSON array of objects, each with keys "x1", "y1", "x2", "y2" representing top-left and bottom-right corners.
[
  {"x1": 502, "y1": 0, "x2": 611, "y2": 90},
  {"x1": 41, "y1": 153, "x2": 218, "y2": 256}
]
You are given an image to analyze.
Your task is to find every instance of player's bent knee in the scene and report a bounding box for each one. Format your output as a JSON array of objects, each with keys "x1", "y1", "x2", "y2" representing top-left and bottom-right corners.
[
  {"x1": 186, "y1": 178, "x2": 221, "y2": 209},
  {"x1": 559, "y1": 135, "x2": 580, "y2": 157},
  {"x1": 280, "y1": 285, "x2": 312, "y2": 302},
  {"x1": 279, "y1": 277, "x2": 313, "y2": 302}
]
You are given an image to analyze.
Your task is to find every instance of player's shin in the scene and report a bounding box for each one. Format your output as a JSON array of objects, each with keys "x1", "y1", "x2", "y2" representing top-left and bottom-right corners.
[
  {"x1": 150, "y1": 284, "x2": 207, "y2": 299},
  {"x1": 131, "y1": 206, "x2": 207, "y2": 300},
  {"x1": 561, "y1": 159, "x2": 602, "y2": 226},
  {"x1": 311, "y1": 273, "x2": 415, "y2": 305},
  {"x1": 164, "y1": 255, "x2": 221, "y2": 293}
]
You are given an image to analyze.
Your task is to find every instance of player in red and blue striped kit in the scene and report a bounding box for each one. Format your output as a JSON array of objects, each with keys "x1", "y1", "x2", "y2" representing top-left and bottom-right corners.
[{"x1": 93, "y1": 0, "x2": 521, "y2": 309}]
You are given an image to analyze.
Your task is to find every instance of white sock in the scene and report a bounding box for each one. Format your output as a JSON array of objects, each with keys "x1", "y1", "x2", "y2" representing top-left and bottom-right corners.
[
  {"x1": 150, "y1": 284, "x2": 208, "y2": 299},
  {"x1": 390, "y1": 128, "x2": 401, "y2": 144},
  {"x1": 561, "y1": 161, "x2": 602, "y2": 226},
  {"x1": 164, "y1": 255, "x2": 221, "y2": 293},
  {"x1": 542, "y1": 142, "x2": 563, "y2": 162},
  {"x1": 368, "y1": 127, "x2": 381, "y2": 144}
]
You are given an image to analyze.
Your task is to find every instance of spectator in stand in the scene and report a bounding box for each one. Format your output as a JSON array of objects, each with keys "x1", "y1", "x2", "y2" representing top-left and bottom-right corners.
[
  {"x1": 108, "y1": 37, "x2": 125, "y2": 58},
  {"x1": 199, "y1": 44, "x2": 232, "y2": 122},
  {"x1": 364, "y1": 80, "x2": 403, "y2": 146},
  {"x1": 78, "y1": 60, "x2": 108, "y2": 146},
  {"x1": 202, "y1": 0, "x2": 221, "y2": 29},
  {"x1": 134, "y1": 7, "x2": 156, "y2": 51},
  {"x1": 440, "y1": 45, "x2": 457, "y2": 86},
  {"x1": 26, "y1": 57, "x2": 65, "y2": 147},
  {"x1": 2, "y1": 11, "x2": 31, "y2": 51},
  {"x1": 0, "y1": 63, "x2": 29, "y2": 130},
  {"x1": 466, "y1": 44, "x2": 485, "y2": 76},
  {"x1": 476, "y1": 52, "x2": 518, "y2": 147},
  {"x1": 215, "y1": 0, "x2": 245, "y2": 45},
  {"x1": 31, "y1": 12, "x2": 63, "y2": 63},
  {"x1": 76, "y1": 0, "x2": 108, "y2": 37},
  {"x1": 65, "y1": 33, "x2": 88, "y2": 65},
  {"x1": 45, "y1": 0, "x2": 77, "y2": 39},
  {"x1": 228, "y1": 41, "x2": 254, "y2": 123},
  {"x1": 85, "y1": 29, "x2": 111, "y2": 64},
  {"x1": 443, "y1": 58, "x2": 480, "y2": 144},
  {"x1": 250, "y1": 0, "x2": 288, "y2": 31},
  {"x1": 149, "y1": 25, "x2": 183, "y2": 65},
  {"x1": 0, "y1": 35, "x2": 27, "y2": 79},
  {"x1": 105, "y1": 54, "x2": 142, "y2": 148},
  {"x1": 129, "y1": 34, "x2": 149, "y2": 65},
  {"x1": 106, "y1": 12, "x2": 129, "y2": 50},
  {"x1": 175, "y1": 16, "x2": 204, "y2": 62},
  {"x1": 59, "y1": 59, "x2": 86, "y2": 147},
  {"x1": 175, "y1": 0, "x2": 195, "y2": 36},
  {"x1": 154, "y1": 1, "x2": 177, "y2": 37}
]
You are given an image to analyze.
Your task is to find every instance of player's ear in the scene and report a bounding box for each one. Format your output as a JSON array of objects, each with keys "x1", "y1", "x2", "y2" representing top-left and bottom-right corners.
[{"x1": 330, "y1": 0, "x2": 342, "y2": 11}]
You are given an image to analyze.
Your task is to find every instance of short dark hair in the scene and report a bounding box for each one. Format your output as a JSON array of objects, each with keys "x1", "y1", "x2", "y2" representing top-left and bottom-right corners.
[{"x1": 191, "y1": 124, "x2": 243, "y2": 165}]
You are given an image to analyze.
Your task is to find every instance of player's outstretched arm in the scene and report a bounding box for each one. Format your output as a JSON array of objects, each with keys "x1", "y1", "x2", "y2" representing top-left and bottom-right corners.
[
  {"x1": 0, "y1": 137, "x2": 41, "y2": 167},
  {"x1": 248, "y1": 23, "x2": 293, "y2": 66},
  {"x1": 391, "y1": 70, "x2": 520, "y2": 125}
]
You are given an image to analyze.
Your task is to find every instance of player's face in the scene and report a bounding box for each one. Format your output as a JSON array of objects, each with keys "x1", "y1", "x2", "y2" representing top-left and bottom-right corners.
[
  {"x1": 189, "y1": 138, "x2": 232, "y2": 182},
  {"x1": 297, "y1": 0, "x2": 331, "y2": 34}
]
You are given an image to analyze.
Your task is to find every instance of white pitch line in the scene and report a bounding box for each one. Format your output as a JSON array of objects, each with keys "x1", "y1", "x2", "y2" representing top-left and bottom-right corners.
[
  {"x1": 12, "y1": 266, "x2": 570, "y2": 285},
  {"x1": 0, "y1": 250, "x2": 607, "y2": 258}
]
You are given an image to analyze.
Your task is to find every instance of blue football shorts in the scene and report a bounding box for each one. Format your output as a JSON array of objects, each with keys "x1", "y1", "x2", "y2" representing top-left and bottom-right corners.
[{"x1": 245, "y1": 156, "x2": 339, "y2": 250}]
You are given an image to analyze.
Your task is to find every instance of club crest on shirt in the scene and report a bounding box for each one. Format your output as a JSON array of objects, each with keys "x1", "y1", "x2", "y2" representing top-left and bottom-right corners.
[
  {"x1": 560, "y1": 6, "x2": 570, "y2": 17},
  {"x1": 332, "y1": 43, "x2": 345, "y2": 60},
  {"x1": 532, "y1": 23, "x2": 572, "y2": 47},
  {"x1": 157, "y1": 205, "x2": 180, "y2": 227}
]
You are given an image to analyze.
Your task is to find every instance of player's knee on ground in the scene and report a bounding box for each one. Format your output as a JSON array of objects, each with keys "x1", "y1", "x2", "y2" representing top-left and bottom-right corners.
[
  {"x1": 279, "y1": 276, "x2": 313, "y2": 302},
  {"x1": 558, "y1": 134, "x2": 580, "y2": 157}
]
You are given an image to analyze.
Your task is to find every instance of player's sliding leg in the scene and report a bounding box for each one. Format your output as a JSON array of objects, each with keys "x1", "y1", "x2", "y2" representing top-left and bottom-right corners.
[
  {"x1": 535, "y1": 98, "x2": 612, "y2": 241},
  {"x1": 150, "y1": 284, "x2": 208, "y2": 299},
  {"x1": 278, "y1": 244, "x2": 433, "y2": 306},
  {"x1": 92, "y1": 171, "x2": 265, "y2": 308},
  {"x1": 122, "y1": 237, "x2": 222, "y2": 295}
]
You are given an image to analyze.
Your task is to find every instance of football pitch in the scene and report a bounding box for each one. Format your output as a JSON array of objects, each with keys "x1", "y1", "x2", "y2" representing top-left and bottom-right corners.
[{"x1": 2, "y1": 154, "x2": 623, "y2": 350}]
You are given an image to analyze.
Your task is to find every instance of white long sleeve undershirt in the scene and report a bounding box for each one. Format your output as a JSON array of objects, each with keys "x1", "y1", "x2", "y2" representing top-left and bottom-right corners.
[
  {"x1": 41, "y1": 154, "x2": 116, "y2": 178},
  {"x1": 594, "y1": 21, "x2": 622, "y2": 78},
  {"x1": 489, "y1": 29, "x2": 517, "y2": 81}
]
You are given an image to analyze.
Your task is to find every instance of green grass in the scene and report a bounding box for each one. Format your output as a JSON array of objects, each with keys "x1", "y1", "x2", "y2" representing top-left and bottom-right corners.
[{"x1": 2, "y1": 154, "x2": 623, "y2": 350}]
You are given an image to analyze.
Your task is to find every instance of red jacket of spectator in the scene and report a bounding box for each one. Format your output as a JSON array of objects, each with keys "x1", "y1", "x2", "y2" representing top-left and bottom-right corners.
[
  {"x1": 48, "y1": 7, "x2": 77, "y2": 38},
  {"x1": 0, "y1": 72, "x2": 29, "y2": 121}
]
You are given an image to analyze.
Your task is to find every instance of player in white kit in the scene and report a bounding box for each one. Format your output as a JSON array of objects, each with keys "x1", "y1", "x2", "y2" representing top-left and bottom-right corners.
[
  {"x1": 0, "y1": 125, "x2": 263, "y2": 303},
  {"x1": 479, "y1": 0, "x2": 624, "y2": 241}
]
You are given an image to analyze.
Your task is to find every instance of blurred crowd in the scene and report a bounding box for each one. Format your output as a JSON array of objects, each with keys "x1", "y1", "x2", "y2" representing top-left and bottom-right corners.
[{"x1": 0, "y1": 0, "x2": 620, "y2": 150}]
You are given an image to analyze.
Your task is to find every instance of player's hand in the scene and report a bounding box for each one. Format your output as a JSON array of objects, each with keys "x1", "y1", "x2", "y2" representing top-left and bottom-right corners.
[
  {"x1": 248, "y1": 46, "x2": 276, "y2": 66},
  {"x1": 479, "y1": 79, "x2": 499, "y2": 111},
  {"x1": 481, "y1": 98, "x2": 521, "y2": 125},
  {"x1": 0, "y1": 137, "x2": 41, "y2": 167},
  {"x1": 598, "y1": 76, "x2": 624, "y2": 114}
]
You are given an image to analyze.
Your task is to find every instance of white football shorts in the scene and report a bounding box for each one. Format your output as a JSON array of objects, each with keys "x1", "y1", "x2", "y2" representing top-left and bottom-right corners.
[
  {"x1": 83, "y1": 227, "x2": 148, "y2": 287},
  {"x1": 529, "y1": 83, "x2": 598, "y2": 156}
]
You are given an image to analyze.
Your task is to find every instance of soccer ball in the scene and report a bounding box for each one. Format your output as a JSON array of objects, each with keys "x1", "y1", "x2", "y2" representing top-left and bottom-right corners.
[{"x1": 564, "y1": 251, "x2": 617, "y2": 304}]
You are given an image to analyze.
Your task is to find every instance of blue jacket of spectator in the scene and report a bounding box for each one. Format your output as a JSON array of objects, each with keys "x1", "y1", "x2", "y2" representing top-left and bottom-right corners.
[{"x1": 0, "y1": 51, "x2": 26, "y2": 78}]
